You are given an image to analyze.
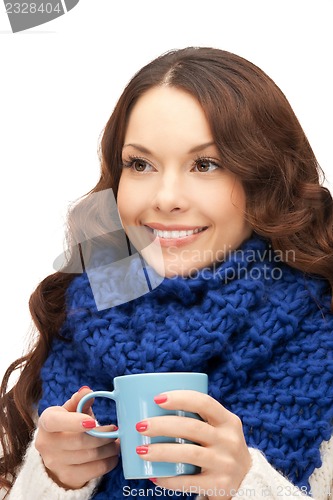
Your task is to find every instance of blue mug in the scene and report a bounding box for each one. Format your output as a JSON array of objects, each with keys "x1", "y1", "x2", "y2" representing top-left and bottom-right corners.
[{"x1": 76, "y1": 372, "x2": 208, "y2": 479}]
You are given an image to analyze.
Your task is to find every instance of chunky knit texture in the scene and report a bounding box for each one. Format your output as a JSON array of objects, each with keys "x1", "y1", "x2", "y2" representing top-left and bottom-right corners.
[{"x1": 38, "y1": 235, "x2": 333, "y2": 499}]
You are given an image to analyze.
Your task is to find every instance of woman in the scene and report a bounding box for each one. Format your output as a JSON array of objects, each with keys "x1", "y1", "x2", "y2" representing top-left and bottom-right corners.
[{"x1": 1, "y1": 47, "x2": 333, "y2": 499}]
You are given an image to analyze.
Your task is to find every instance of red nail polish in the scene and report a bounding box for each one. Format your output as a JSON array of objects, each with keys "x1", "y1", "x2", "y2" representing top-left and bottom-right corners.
[
  {"x1": 136, "y1": 445, "x2": 149, "y2": 455},
  {"x1": 78, "y1": 386, "x2": 90, "y2": 392},
  {"x1": 82, "y1": 419, "x2": 96, "y2": 429},
  {"x1": 154, "y1": 394, "x2": 168, "y2": 404},
  {"x1": 149, "y1": 478, "x2": 157, "y2": 483},
  {"x1": 136, "y1": 421, "x2": 148, "y2": 432}
]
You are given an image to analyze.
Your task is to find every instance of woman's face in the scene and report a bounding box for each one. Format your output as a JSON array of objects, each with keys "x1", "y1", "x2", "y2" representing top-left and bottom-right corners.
[{"x1": 118, "y1": 86, "x2": 252, "y2": 277}]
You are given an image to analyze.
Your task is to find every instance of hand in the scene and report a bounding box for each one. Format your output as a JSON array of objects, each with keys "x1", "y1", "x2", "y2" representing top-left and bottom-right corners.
[
  {"x1": 135, "y1": 390, "x2": 251, "y2": 499},
  {"x1": 35, "y1": 387, "x2": 120, "y2": 490}
]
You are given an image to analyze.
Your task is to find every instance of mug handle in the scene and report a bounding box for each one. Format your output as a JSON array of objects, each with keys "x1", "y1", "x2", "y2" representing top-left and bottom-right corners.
[{"x1": 76, "y1": 390, "x2": 119, "y2": 439}]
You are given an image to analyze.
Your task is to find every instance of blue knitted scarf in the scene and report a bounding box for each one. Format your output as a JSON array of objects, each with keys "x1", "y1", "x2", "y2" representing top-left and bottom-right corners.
[{"x1": 39, "y1": 235, "x2": 333, "y2": 499}]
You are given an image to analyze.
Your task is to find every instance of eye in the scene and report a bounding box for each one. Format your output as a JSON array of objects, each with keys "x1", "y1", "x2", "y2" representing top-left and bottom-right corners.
[
  {"x1": 122, "y1": 156, "x2": 154, "y2": 173},
  {"x1": 192, "y1": 158, "x2": 221, "y2": 173},
  {"x1": 132, "y1": 159, "x2": 150, "y2": 172}
]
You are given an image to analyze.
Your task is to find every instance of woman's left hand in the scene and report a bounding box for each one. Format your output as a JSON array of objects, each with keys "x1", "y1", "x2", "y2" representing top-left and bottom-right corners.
[{"x1": 135, "y1": 390, "x2": 252, "y2": 499}]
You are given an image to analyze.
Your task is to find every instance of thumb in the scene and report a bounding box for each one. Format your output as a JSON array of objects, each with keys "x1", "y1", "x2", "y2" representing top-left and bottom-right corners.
[{"x1": 63, "y1": 386, "x2": 95, "y2": 417}]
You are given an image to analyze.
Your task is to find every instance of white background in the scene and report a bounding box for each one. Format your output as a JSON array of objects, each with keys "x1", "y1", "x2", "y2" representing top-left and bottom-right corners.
[{"x1": 0, "y1": 0, "x2": 332, "y2": 382}]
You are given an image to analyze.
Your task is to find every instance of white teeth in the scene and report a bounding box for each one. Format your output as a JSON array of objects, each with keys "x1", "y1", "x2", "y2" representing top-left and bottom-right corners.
[{"x1": 152, "y1": 227, "x2": 205, "y2": 239}]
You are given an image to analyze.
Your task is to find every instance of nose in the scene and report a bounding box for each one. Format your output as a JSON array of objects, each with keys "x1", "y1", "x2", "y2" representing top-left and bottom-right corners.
[{"x1": 152, "y1": 171, "x2": 189, "y2": 213}]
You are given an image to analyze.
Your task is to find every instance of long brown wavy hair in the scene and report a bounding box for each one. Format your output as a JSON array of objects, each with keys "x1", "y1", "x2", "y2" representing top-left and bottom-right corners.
[{"x1": 1, "y1": 47, "x2": 333, "y2": 493}]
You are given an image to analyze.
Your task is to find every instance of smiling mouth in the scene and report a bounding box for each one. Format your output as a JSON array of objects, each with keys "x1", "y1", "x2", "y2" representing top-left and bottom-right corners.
[{"x1": 145, "y1": 226, "x2": 208, "y2": 239}]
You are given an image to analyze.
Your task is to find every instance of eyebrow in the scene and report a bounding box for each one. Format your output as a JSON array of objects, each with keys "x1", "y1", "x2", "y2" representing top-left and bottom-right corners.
[{"x1": 122, "y1": 141, "x2": 216, "y2": 155}]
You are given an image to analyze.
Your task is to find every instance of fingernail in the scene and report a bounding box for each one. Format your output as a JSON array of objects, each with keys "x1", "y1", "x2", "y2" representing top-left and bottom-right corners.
[
  {"x1": 78, "y1": 386, "x2": 91, "y2": 392},
  {"x1": 112, "y1": 425, "x2": 119, "y2": 431},
  {"x1": 154, "y1": 394, "x2": 168, "y2": 404},
  {"x1": 149, "y1": 478, "x2": 157, "y2": 483},
  {"x1": 136, "y1": 445, "x2": 149, "y2": 455},
  {"x1": 82, "y1": 419, "x2": 96, "y2": 429},
  {"x1": 135, "y1": 421, "x2": 148, "y2": 432}
]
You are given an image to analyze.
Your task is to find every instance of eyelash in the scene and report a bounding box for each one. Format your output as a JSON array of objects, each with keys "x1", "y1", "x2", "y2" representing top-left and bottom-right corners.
[
  {"x1": 122, "y1": 155, "x2": 151, "y2": 171},
  {"x1": 122, "y1": 155, "x2": 222, "y2": 172},
  {"x1": 193, "y1": 155, "x2": 222, "y2": 172}
]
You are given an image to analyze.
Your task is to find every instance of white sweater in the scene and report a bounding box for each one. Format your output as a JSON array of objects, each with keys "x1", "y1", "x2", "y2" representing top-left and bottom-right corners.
[{"x1": 4, "y1": 434, "x2": 333, "y2": 500}]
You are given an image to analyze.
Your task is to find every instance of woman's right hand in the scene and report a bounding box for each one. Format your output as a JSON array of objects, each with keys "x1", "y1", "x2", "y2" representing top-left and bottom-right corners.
[{"x1": 35, "y1": 387, "x2": 119, "y2": 490}]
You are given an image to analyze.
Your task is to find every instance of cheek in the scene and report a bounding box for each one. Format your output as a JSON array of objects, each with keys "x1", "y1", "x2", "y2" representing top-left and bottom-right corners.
[
  {"x1": 117, "y1": 178, "x2": 131, "y2": 223},
  {"x1": 203, "y1": 182, "x2": 245, "y2": 219},
  {"x1": 211, "y1": 182, "x2": 249, "y2": 233},
  {"x1": 228, "y1": 181, "x2": 248, "y2": 219},
  {"x1": 117, "y1": 177, "x2": 144, "y2": 224},
  {"x1": 227, "y1": 187, "x2": 252, "y2": 238}
]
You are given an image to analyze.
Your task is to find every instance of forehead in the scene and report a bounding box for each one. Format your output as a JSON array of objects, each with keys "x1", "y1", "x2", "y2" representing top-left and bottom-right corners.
[{"x1": 124, "y1": 86, "x2": 213, "y2": 147}]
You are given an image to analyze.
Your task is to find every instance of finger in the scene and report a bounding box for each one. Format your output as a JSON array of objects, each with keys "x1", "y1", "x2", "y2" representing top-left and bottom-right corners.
[
  {"x1": 136, "y1": 442, "x2": 208, "y2": 469},
  {"x1": 63, "y1": 387, "x2": 95, "y2": 415},
  {"x1": 152, "y1": 473, "x2": 217, "y2": 497},
  {"x1": 154, "y1": 390, "x2": 232, "y2": 427},
  {"x1": 38, "y1": 406, "x2": 96, "y2": 433},
  {"x1": 73, "y1": 455, "x2": 119, "y2": 483},
  {"x1": 53, "y1": 456, "x2": 119, "y2": 490},
  {"x1": 68, "y1": 441, "x2": 120, "y2": 465},
  {"x1": 136, "y1": 415, "x2": 215, "y2": 446},
  {"x1": 60, "y1": 425, "x2": 119, "y2": 451}
]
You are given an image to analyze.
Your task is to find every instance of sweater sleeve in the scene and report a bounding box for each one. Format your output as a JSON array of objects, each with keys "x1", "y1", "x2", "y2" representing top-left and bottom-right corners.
[
  {"x1": 232, "y1": 448, "x2": 310, "y2": 499},
  {"x1": 8, "y1": 431, "x2": 101, "y2": 500},
  {"x1": 6, "y1": 438, "x2": 333, "y2": 500},
  {"x1": 5, "y1": 313, "x2": 107, "y2": 500},
  {"x1": 196, "y1": 438, "x2": 333, "y2": 500}
]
